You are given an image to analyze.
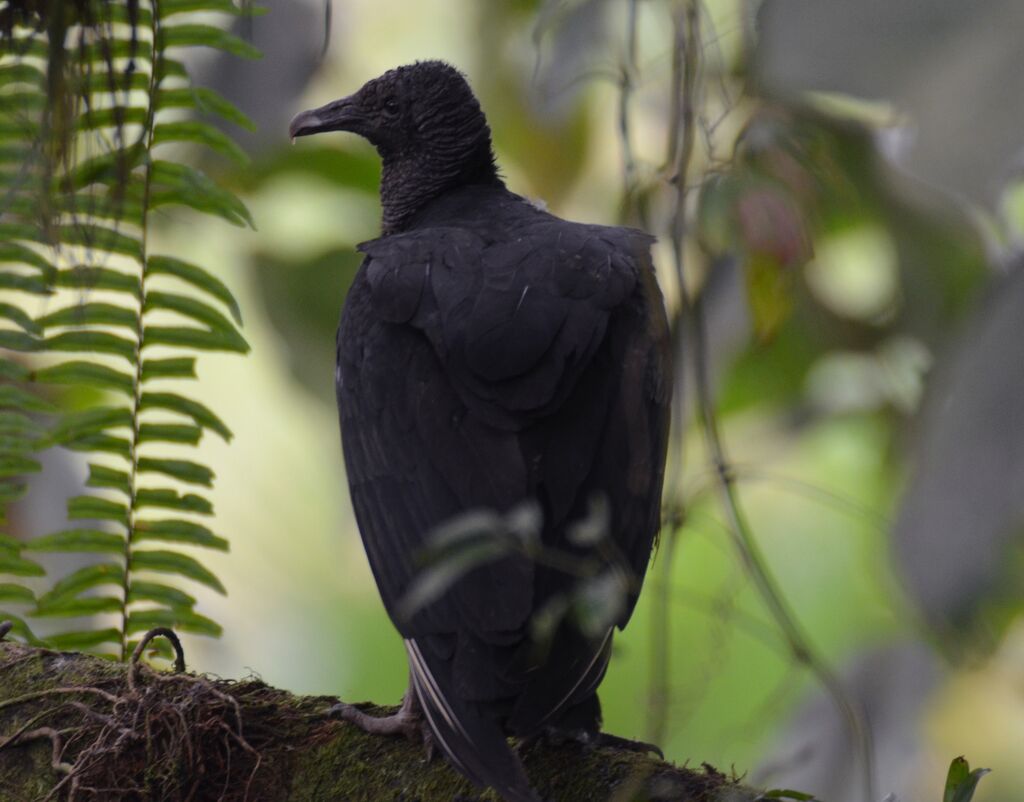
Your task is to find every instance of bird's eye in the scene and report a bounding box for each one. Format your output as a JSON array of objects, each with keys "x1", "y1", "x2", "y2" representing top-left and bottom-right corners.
[{"x1": 383, "y1": 98, "x2": 399, "y2": 115}]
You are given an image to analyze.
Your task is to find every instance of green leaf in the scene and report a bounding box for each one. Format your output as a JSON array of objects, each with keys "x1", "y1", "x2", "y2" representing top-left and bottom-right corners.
[
  {"x1": 153, "y1": 120, "x2": 248, "y2": 165},
  {"x1": 57, "y1": 224, "x2": 143, "y2": 260},
  {"x1": 397, "y1": 540, "x2": 511, "y2": 622},
  {"x1": 150, "y1": 160, "x2": 254, "y2": 228},
  {"x1": 0, "y1": 612, "x2": 45, "y2": 646},
  {"x1": 134, "y1": 519, "x2": 228, "y2": 550},
  {"x1": 0, "y1": 330, "x2": 40, "y2": 352},
  {"x1": 0, "y1": 92, "x2": 45, "y2": 113},
  {"x1": 0, "y1": 242, "x2": 55, "y2": 273},
  {"x1": 67, "y1": 495, "x2": 129, "y2": 525},
  {"x1": 156, "y1": 86, "x2": 255, "y2": 131},
  {"x1": 758, "y1": 791, "x2": 817, "y2": 801},
  {"x1": 68, "y1": 146, "x2": 146, "y2": 191},
  {"x1": 159, "y1": 0, "x2": 249, "y2": 17},
  {"x1": 130, "y1": 549, "x2": 226, "y2": 594},
  {"x1": 156, "y1": 57, "x2": 190, "y2": 81},
  {"x1": 45, "y1": 330, "x2": 136, "y2": 361},
  {"x1": 144, "y1": 290, "x2": 241, "y2": 334},
  {"x1": 26, "y1": 529, "x2": 124, "y2": 554},
  {"x1": 32, "y1": 361, "x2": 135, "y2": 395},
  {"x1": 0, "y1": 223, "x2": 50, "y2": 246},
  {"x1": 137, "y1": 423, "x2": 202, "y2": 445},
  {"x1": 86, "y1": 464, "x2": 131, "y2": 495},
  {"x1": 127, "y1": 580, "x2": 196, "y2": 609},
  {"x1": 75, "y1": 38, "x2": 155, "y2": 64},
  {"x1": 0, "y1": 454, "x2": 42, "y2": 478},
  {"x1": 101, "y1": 1, "x2": 154, "y2": 25},
  {"x1": 0, "y1": 302, "x2": 41, "y2": 334},
  {"x1": 142, "y1": 325, "x2": 249, "y2": 353},
  {"x1": 147, "y1": 255, "x2": 243, "y2": 325},
  {"x1": 0, "y1": 480, "x2": 29, "y2": 508},
  {"x1": 946, "y1": 758, "x2": 970, "y2": 800},
  {"x1": 60, "y1": 193, "x2": 146, "y2": 227},
  {"x1": 140, "y1": 392, "x2": 231, "y2": 440},
  {"x1": 572, "y1": 571, "x2": 628, "y2": 638},
  {"x1": 0, "y1": 142, "x2": 33, "y2": 162},
  {"x1": 0, "y1": 583, "x2": 35, "y2": 604},
  {"x1": 0, "y1": 118, "x2": 38, "y2": 140},
  {"x1": 0, "y1": 430, "x2": 37, "y2": 454},
  {"x1": 82, "y1": 69, "x2": 151, "y2": 95},
  {"x1": 0, "y1": 411, "x2": 42, "y2": 436},
  {"x1": 0, "y1": 271, "x2": 52, "y2": 295},
  {"x1": 76, "y1": 106, "x2": 148, "y2": 132},
  {"x1": 746, "y1": 253, "x2": 795, "y2": 342},
  {"x1": 0, "y1": 552, "x2": 45, "y2": 577},
  {"x1": 135, "y1": 488, "x2": 213, "y2": 515},
  {"x1": 56, "y1": 266, "x2": 141, "y2": 297},
  {"x1": 0, "y1": 63, "x2": 45, "y2": 87},
  {"x1": 141, "y1": 357, "x2": 196, "y2": 380},
  {"x1": 158, "y1": 23, "x2": 262, "y2": 59},
  {"x1": 37, "y1": 563, "x2": 124, "y2": 605},
  {"x1": 0, "y1": 533, "x2": 21, "y2": 551},
  {"x1": 420, "y1": 503, "x2": 540, "y2": 561},
  {"x1": 47, "y1": 628, "x2": 121, "y2": 650},
  {"x1": 126, "y1": 607, "x2": 221, "y2": 637},
  {"x1": 137, "y1": 457, "x2": 213, "y2": 486},
  {"x1": 37, "y1": 302, "x2": 139, "y2": 330},
  {"x1": 945, "y1": 757, "x2": 991, "y2": 802},
  {"x1": 62, "y1": 434, "x2": 131, "y2": 459},
  {"x1": 0, "y1": 384, "x2": 55, "y2": 413},
  {"x1": 34, "y1": 595, "x2": 122, "y2": 617},
  {"x1": 0, "y1": 359, "x2": 29, "y2": 381},
  {"x1": 49, "y1": 407, "x2": 132, "y2": 445}
]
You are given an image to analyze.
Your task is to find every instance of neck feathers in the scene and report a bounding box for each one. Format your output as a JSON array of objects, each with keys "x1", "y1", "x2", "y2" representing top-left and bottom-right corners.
[{"x1": 380, "y1": 131, "x2": 501, "y2": 234}]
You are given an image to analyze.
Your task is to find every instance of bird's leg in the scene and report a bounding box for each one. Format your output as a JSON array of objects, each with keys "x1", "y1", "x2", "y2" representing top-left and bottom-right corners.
[{"x1": 324, "y1": 677, "x2": 435, "y2": 759}]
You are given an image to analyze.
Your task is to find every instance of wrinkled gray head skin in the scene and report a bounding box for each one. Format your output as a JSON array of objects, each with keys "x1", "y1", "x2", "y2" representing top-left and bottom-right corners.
[{"x1": 290, "y1": 61, "x2": 500, "y2": 233}]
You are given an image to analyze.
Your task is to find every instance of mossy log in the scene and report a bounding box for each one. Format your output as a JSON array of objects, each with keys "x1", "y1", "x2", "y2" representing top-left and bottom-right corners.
[{"x1": 0, "y1": 639, "x2": 763, "y2": 801}]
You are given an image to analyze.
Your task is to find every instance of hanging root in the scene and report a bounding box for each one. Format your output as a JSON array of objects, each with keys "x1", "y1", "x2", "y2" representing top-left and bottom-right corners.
[{"x1": 0, "y1": 627, "x2": 281, "y2": 801}]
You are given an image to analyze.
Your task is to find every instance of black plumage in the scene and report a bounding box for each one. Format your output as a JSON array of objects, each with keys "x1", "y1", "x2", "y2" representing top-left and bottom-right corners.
[{"x1": 290, "y1": 61, "x2": 671, "y2": 802}]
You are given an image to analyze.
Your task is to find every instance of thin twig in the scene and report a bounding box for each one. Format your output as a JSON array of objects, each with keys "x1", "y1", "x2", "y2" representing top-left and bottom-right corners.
[
  {"x1": 617, "y1": 0, "x2": 648, "y2": 228},
  {"x1": 688, "y1": 265, "x2": 878, "y2": 802},
  {"x1": 645, "y1": 0, "x2": 703, "y2": 748},
  {"x1": 653, "y1": 3, "x2": 879, "y2": 796}
]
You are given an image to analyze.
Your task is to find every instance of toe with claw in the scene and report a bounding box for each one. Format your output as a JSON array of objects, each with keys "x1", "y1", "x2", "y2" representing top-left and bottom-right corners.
[{"x1": 324, "y1": 689, "x2": 435, "y2": 760}]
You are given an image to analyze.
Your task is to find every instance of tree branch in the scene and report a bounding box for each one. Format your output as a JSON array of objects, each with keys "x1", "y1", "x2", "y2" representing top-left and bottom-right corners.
[{"x1": 0, "y1": 641, "x2": 766, "y2": 801}]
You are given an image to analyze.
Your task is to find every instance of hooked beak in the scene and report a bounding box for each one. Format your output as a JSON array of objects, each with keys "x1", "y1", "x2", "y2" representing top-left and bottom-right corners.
[{"x1": 288, "y1": 96, "x2": 364, "y2": 139}]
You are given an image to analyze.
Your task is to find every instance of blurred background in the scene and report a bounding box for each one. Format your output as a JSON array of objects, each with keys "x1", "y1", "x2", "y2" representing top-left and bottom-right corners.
[{"x1": 8, "y1": 0, "x2": 1024, "y2": 800}]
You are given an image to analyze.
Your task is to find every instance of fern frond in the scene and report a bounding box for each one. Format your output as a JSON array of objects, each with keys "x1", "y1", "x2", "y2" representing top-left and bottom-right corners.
[
  {"x1": 137, "y1": 457, "x2": 213, "y2": 486},
  {"x1": 156, "y1": 86, "x2": 255, "y2": 131},
  {"x1": 1, "y1": 0, "x2": 256, "y2": 660}
]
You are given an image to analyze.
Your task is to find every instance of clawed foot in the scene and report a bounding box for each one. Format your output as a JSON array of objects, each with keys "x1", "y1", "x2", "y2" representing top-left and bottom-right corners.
[
  {"x1": 519, "y1": 727, "x2": 663, "y2": 760},
  {"x1": 324, "y1": 692, "x2": 435, "y2": 760}
]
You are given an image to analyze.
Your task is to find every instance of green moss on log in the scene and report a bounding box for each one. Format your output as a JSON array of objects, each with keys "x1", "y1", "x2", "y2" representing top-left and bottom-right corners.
[{"x1": 0, "y1": 641, "x2": 761, "y2": 801}]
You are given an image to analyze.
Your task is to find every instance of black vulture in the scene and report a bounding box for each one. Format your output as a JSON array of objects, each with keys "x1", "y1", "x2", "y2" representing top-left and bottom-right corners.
[{"x1": 290, "y1": 61, "x2": 671, "y2": 802}]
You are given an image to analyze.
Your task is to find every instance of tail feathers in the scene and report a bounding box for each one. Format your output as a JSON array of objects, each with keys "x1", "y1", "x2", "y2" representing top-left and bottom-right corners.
[
  {"x1": 507, "y1": 627, "x2": 612, "y2": 735},
  {"x1": 406, "y1": 640, "x2": 539, "y2": 802}
]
